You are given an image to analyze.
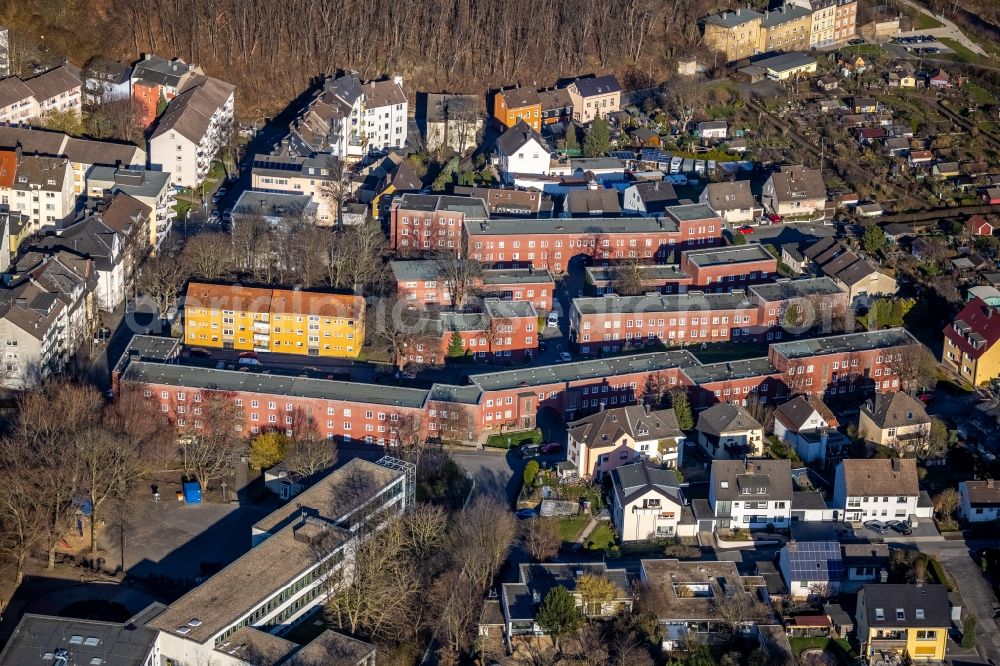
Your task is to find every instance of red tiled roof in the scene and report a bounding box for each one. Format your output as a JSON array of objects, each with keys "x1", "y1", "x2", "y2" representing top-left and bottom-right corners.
[{"x1": 944, "y1": 297, "x2": 1000, "y2": 359}]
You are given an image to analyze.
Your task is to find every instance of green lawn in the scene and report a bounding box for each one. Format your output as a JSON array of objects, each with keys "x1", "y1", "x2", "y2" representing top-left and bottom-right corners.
[
  {"x1": 840, "y1": 44, "x2": 886, "y2": 59},
  {"x1": 558, "y1": 515, "x2": 590, "y2": 542},
  {"x1": 585, "y1": 522, "x2": 616, "y2": 551},
  {"x1": 967, "y1": 83, "x2": 998, "y2": 106},
  {"x1": 938, "y1": 38, "x2": 977, "y2": 63},
  {"x1": 485, "y1": 428, "x2": 542, "y2": 449},
  {"x1": 912, "y1": 11, "x2": 944, "y2": 30},
  {"x1": 787, "y1": 637, "x2": 857, "y2": 665}
]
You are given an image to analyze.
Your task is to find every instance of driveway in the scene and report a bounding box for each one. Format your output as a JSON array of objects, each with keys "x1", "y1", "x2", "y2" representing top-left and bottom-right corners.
[
  {"x1": 923, "y1": 541, "x2": 1000, "y2": 664},
  {"x1": 892, "y1": 0, "x2": 987, "y2": 56}
]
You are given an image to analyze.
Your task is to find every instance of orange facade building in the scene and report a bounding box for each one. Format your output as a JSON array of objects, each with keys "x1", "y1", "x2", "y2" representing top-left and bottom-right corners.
[{"x1": 493, "y1": 88, "x2": 542, "y2": 132}]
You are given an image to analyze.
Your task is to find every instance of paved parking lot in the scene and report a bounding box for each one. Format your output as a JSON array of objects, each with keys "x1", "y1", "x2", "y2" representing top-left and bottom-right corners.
[{"x1": 98, "y1": 491, "x2": 274, "y2": 583}]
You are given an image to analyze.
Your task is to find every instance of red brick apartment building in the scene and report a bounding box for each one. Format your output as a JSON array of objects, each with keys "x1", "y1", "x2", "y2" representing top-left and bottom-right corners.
[
  {"x1": 678, "y1": 245, "x2": 777, "y2": 291},
  {"x1": 585, "y1": 245, "x2": 778, "y2": 295},
  {"x1": 569, "y1": 291, "x2": 760, "y2": 355},
  {"x1": 391, "y1": 260, "x2": 555, "y2": 311},
  {"x1": 402, "y1": 299, "x2": 539, "y2": 367},
  {"x1": 389, "y1": 193, "x2": 489, "y2": 254},
  {"x1": 116, "y1": 329, "x2": 915, "y2": 443},
  {"x1": 464, "y1": 204, "x2": 724, "y2": 274},
  {"x1": 747, "y1": 277, "x2": 849, "y2": 340}
]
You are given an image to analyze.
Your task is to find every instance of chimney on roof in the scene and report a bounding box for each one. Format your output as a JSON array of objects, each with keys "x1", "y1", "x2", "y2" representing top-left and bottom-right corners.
[
  {"x1": 891, "y1": 458, "x2": 901, "y2": 473},
  {"x1": 393, "y1": 74, "x2": 403, "y2": 87},
  {"x1": 988, "y1": 479, "x2": 995, "y2": 488}
]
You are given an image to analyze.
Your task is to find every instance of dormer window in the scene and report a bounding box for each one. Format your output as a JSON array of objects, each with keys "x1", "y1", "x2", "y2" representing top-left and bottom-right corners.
[
  {"x1": 875, "y1": 608, "x2": 885, "y2": 621},
  {"x1": 720, "y1": 481, "x2": 729, "y2": 489},
  {"x1": 46, "y1": 179, "x2": 55, "y2": 186},
  {"x1": 896, "y1": 609, "x2": 905, "y2": 621},
  {"x1": 757, "y1": 488, "x2": 766, "y2": 495},
  {"x1": 915, "y1": 609, "x2": 925, "y2": 620},
  {"x1": 741, "y1": 488, "x2": 750, "y2": 495}
]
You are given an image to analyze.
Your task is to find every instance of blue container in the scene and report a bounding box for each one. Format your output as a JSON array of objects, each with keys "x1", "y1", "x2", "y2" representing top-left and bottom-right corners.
[{"x1": 182, "y1": 480, "x2": 202, "y2": 504}]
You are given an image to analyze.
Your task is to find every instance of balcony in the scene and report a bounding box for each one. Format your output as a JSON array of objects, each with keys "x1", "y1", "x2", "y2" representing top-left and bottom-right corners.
[{"x1": 253, "y1": 322, "x2": 270, "y2": 334}]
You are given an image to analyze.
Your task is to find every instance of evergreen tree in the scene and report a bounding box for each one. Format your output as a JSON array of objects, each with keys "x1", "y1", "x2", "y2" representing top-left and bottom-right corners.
[
  {"x1": 670, "y1": 389, "x2": 694, "y2": 431},
  {"x1": 536, "y1": 586, "x2": 583, "y2": 652},
  {"x1": 564, "y1": 122, "x2": 579, "y2": 151},
  {"x1": 862, "y1": 224, "x2": 886, "y2": 256},
  {"x1": 583, "y1": 116, "x2": 611, "y2": 157},
  {"x1": 447, "y1": 330, "x2": 465, "y2": 358}
]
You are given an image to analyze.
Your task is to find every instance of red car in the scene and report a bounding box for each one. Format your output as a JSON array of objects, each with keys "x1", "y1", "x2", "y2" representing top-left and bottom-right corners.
[
  {"x1": 737, "y1": 225, "x2": 754, "y2": 235},
  {"x1": 767, "y1": 213, "x2": 783, "y2": 224},
  {"x1": 918, "y1": 393, "x2": 934, "y2": 404},
  {"x1": 541, "y1": 442, "x2": 563, "y2": 454},
  {"x1": 239, "y1": 350, "x2": 259, "y2": 359}
]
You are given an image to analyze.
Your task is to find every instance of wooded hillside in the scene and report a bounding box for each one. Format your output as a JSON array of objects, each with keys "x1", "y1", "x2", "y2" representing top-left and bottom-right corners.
[{"x1": 2, "y1": 0, "x2": 732, "y2": 117}]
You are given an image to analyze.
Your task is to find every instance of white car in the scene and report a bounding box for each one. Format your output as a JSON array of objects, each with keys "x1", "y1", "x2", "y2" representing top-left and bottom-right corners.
[{"x1": 547, "y1": 312, "x2": 559, "y2": 328}]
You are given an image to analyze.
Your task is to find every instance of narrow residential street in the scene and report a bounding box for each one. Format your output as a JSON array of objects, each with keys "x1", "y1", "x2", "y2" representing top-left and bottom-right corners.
[{"x1": 923, "y1": 540, "x2": 1000, "y2": 664}]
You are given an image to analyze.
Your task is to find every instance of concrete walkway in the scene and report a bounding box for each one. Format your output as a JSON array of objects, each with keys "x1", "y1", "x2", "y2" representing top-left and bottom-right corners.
[
  {"x1": 893, "y1": 0, "x2": 987, "y2": 56},
  {"x1": 575, "y1": 516, "x2": 600, "y2": 545}
]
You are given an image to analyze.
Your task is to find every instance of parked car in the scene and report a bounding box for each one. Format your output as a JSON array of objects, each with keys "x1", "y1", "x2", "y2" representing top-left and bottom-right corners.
[
  {"x1": 541, "y1": 442, "x2": 563, "y2": 454},
  {"x1": 516, "y1": 508, "x2": 538, "y2": 519},
  {"x1": 737, "y1": 225, "x2": 754, "y2": 235},
  {"x1": 209, "y1": 210, "x2": 221, "y2": 222},
  {"x1": 558, "y1": 352, "x2": 573, "y2": 363},
  {"x1": 864, "y1": 520, "x2": 889, "y2": 534},
  {"x1": 918, "y1": 393, "x2": 934, "y2": 404},
  {"x1": 886, "y1": 520, "x2": 912, "y2": 535},
  {"x1": 222, "y1": 210, "x2": 233, "y2": 223},
  {"x1": 547, "y1": 311, "x2": 560, "y2": 328},
  {"x1": 212, "y1": 187, "x2": 228, "y2": 203},
  {"x1": 238, "y1": 357, "x2": 262, "y2": 366},
  {"x1": 519, "y1": 444, "x2": 541, "y2": 459},
  {"x1": 239, "y1": 351, "x2": 258, "y2": 359},
  {"x1": 766, "y1": 213, "x2": 783, "y2": 224}
]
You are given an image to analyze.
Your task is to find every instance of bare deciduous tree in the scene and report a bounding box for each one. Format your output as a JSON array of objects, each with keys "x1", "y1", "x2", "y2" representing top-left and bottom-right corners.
[
  {"x1": 177, "y1": 391, "x2": 246, "y2": 491},
  {"x1": 451, "y1": 497, "x2": 517, "y2": 591},
  {"x1": 521, "y1": 516, "x2": 561, "y2": 562}
]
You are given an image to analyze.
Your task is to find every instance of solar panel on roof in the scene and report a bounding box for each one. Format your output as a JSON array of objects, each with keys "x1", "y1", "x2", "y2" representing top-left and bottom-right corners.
[
  {"x1": 787, "y1": 541, "x2": 843, "y2": 582},
  {"x1": 610, "y1": 151, "x2": 637, "y2": 160}
]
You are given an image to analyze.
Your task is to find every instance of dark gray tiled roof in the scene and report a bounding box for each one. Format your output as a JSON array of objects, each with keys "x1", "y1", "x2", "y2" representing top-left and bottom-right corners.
[
  {"x1": 712, "y1": 459, "x2": 792, "y2": 502},
  {"x1": 696, "y1": 402, "x2": 762, "y2": 436},
  {"x1": 861, "y1": 391, "x2": 929, "y2": 429},
  {"x1": 859, "y1": 584, "x2": 950, "y2": 628}
]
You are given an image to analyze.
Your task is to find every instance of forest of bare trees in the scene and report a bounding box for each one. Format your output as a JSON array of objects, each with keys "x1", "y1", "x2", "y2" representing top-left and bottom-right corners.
[{"x1": 4, "y1": 0, "x2": 729, "y2": 118}]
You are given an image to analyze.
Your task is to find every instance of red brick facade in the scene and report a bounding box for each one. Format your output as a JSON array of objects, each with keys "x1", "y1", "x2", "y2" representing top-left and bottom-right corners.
[
  {"x1": 119, "y1": 330, "x2": 916, "y2": 444},
  {"x1": 570, "y1": 293, "x2": 759, "y2": 355},
  {"x1": 465, "y1": 206, "x2": 724, "y2": 274}
]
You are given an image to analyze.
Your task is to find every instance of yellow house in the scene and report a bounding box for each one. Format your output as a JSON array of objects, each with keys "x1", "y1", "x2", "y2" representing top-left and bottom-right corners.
[
  {"x1": 942, "y1": 297, "x2": 1000, "y2": 387},
  {"x1": 183, "y1": 282, "x2": 365, "y2": 358},
  {"x1": 857, "y1": 584, "x2": 949, "y2": 663}
]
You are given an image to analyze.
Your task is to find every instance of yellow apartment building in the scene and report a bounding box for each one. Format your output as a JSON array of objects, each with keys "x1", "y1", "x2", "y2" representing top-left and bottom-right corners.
[
  {"x1": 703, "y1": 9, "x2": 764, "y2": 62},
  {"x1": 183, "y1": 283, "x2": 365, "y2": 358},
  {"x1": 760, "y1": 5, "x2": 813, "y2": 53}
]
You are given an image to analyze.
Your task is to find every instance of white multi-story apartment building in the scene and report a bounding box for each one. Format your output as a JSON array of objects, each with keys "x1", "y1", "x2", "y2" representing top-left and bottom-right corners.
[
  {"x1": 0, "y1": 65, "x2": 81, "y2": 126},
  {"x1": 149, "y1": 457, "x2": 413, "y2": 665},
  {"x1": 709, "y1": 458, "x2": 793, "y2": 530},
  {"x1": 148, "y1": 76, "x2": 235, "y2": 189},
  {"x1": 362, "y1": 76, "x2": 407, "y2": 151},
  {"x1": 10, "y1": 154, "x2": 75, "y2": 232},
  {"x1": 86, "y1": 165, "x2": 175, "y2": 251},
  {"x1": 832, "y1": 458, "x2": 932, "y2": 523},
  {"x1": 284, "y1": 72, "x2": 408, "y2": 161}
]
